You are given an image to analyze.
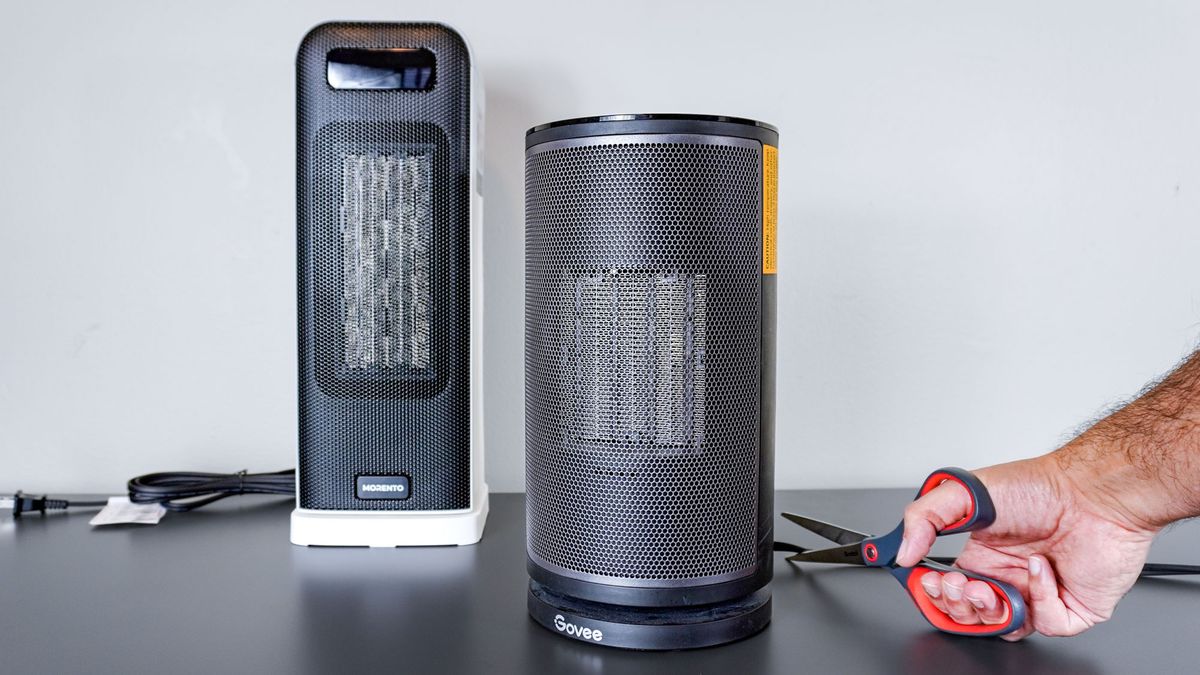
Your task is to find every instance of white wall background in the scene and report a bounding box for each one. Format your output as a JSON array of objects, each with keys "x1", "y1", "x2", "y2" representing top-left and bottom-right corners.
[{"x1": 1, "y1": 1, "x2": 1198, "y2": 493}]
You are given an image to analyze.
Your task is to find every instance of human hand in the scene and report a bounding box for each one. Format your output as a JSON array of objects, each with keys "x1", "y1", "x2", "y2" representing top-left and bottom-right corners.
[{"x1": 894, "y1": 455, "x2": 1157, "y2": 640}]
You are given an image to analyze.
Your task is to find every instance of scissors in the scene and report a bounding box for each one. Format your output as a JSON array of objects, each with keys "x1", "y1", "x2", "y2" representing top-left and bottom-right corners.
[{"x1": 782, "y1": 466, "x2": 1027, "y2": 637}]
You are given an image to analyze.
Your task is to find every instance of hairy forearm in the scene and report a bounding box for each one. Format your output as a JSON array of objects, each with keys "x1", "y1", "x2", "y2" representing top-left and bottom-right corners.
[{"x1": 1051, "y1": 350, "x2": 1200, "y2": 529}]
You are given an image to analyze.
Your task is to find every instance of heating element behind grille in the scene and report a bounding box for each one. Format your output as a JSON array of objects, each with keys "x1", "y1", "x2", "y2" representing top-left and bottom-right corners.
[
  {"x1": 339, "y1": 152, "x2": 432, "y2": 373},
  {"x1": 566, "y1": 270, "x2": 706, "y2": 450}
]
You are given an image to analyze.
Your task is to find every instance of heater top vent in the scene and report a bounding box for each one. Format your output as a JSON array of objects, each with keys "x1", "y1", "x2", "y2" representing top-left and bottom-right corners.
[{"x1": 527, "y1": 113, "x2": 778, "y2": 135}]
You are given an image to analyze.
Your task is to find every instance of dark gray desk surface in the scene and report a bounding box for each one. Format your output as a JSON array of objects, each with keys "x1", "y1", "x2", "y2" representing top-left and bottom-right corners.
[{"x1": 2, "y1": 490, "x2": 1197, "y2": 674}]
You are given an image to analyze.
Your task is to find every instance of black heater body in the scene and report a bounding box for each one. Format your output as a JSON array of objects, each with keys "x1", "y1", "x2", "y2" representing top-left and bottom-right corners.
[
  {"x1": 524, "y1": 114, "x2": 779, "y2": 649},
  {"x1": 292, "y1": 22, "x2": 487, "y2": 547}
]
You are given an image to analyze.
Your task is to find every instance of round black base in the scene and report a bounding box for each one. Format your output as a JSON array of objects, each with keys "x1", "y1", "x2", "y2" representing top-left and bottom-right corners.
[{"x1": 527, "y1": 580, "x2": 771, "y2": 651}]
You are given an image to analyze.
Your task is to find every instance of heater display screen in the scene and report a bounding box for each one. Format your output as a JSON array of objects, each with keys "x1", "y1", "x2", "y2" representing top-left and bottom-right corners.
[{"x1": 327, "y1": 48, "x2": 436, "y2": 90}]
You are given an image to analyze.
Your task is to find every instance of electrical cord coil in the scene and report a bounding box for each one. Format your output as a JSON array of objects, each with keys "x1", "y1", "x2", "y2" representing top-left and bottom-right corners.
[{"x1": 126, "y1": 469, "x2": 295, "y2": 512}]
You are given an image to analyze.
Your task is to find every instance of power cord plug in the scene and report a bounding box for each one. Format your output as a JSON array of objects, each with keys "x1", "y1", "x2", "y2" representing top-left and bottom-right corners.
[
  {"x1": 4, "y1": 491, "x2": 64, "y2": 517},
  {"x1": 3, "y1": 491, "x2": 107, "y2": 517}
]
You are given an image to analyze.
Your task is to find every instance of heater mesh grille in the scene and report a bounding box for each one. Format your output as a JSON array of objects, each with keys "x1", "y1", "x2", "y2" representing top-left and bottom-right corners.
[
  {"x1": 526, "y1": 137, "x2": 762, "y2": 581},
  {"x1": 297, "y1": 24, "x2": 472, "y2": 511},
  {"x1": 339, "y1": 152, "x2": 433, "y2": 373},
  {"x1": 566, "y1": 270, "x2": 707, "y2": 449}
]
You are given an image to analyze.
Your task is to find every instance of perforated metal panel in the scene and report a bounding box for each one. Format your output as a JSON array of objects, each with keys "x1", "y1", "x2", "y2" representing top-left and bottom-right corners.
[
  {"x1": 566, "y1": 270, "x2": 707, "y2": 450},
  {"x1": 297, "y1": 23, "x2": 472, "y2": 511},
  {"x1": 339, "y1": 152, "x2": 432, "y2": 374},
  {"x1": 525, "y1": 134, "x2": 762, "y2": 582}
]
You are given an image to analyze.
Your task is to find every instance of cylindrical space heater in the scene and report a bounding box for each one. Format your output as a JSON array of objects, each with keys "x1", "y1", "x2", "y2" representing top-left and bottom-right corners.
[{"x1": 524, "y1": 114, "x2": 779, "y2": 649}]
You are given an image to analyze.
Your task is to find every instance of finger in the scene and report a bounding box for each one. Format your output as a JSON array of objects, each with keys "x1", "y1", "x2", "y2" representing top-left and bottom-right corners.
[
  {"x1": 1000, "y1": 624, "x2": 1035, "y2": 642},
  {"x1": 897, "y1": 480, "x2": 973, "y2": 567},
  {"x1": 963, "y1": 579, "x2": 1008, "y2": 625},
  {"x1": 919, "y1": 570, "x2": 950, "y2": 615},
  {"x1": 940, "y1": 571, "x2": 981, "y2": 625},
  {"x1": 1027, "y1": 555, "x2": 1093, "y2": 637}
]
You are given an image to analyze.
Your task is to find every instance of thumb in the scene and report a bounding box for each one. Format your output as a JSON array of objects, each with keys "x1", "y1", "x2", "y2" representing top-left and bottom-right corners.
[
  {"x1": 1027, "y1": 555, "x2": 1094, "y2": 636},
  {"x1": 895, "y1": 478, "x2": 974, "y2": 567}
]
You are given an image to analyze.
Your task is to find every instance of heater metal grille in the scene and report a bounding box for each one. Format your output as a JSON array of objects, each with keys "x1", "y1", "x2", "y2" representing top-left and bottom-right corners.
[
  {"x1": 297, "y1": 23, "x2": 472, "y2": 512},
  {"x1": 566, "y1": 270, "x2": 707, "y2": 449},
  {"x1": 339, "y1": 152, "x2": 432, "y2": 373},
  {"x1": 526, "y1": 136, "x2": 762, "y2": 581}
]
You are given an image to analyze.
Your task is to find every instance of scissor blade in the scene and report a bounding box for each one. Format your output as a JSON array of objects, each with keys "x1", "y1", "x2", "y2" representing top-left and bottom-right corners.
[
  {"x1": 787, "y1": 543, "x2": 866, "y2": 566},
  {"x1": 781, "y1": 513, "x2": 870, "y2": 545}
]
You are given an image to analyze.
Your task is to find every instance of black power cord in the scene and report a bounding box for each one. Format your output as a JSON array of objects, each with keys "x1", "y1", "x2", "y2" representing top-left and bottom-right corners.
[
  {"x1": 126, "y1": 469, "x2": 295, "y2": 512},
  {"x1": 4, "y1": 469, "x2": 296, "y2": 517},
  {"x1": 772, "y1": 541, "x2": 1200, "y2": 577}
]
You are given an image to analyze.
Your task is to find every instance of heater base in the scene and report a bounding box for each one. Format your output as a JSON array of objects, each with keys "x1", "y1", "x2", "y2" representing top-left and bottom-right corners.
[
  {"x1": 527, "y1": 580, "x2": 771, "y2": 650},
  {"x1": 289, "y1": 491, "x2": 488, "y2": 547}
]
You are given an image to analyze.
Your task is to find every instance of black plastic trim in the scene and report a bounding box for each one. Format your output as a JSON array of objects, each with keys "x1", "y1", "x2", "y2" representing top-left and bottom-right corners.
[
  {"x1": 525, "y1": 114, "x2": 778, "y2": 149},
  {"x1": 529, "y1": 113, "x2": 777, "y2": 134},
  {"x1": 527, "y1": 556, "x2": 772, "y2": 608},
  {"x1": 528, "y1": 580, "x2": 771, "y2": 650}
]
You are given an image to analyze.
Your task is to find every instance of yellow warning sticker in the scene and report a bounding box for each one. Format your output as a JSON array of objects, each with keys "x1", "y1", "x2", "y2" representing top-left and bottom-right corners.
[{"x1": 762, "y1": 144, "x2": 778, "y2": 275}]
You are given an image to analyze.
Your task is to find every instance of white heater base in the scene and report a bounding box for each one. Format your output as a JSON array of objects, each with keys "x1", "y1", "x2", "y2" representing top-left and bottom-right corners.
[{"x1": 290, "y1": 491, "x2": 489, "y2": 547}]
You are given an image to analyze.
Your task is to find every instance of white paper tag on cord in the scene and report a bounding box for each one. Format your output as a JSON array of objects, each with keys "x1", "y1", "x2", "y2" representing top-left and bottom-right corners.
[{"x1": 89, "y1": 497, "x2": 167, "y2": 526}]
